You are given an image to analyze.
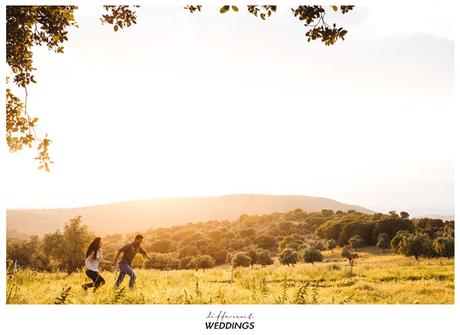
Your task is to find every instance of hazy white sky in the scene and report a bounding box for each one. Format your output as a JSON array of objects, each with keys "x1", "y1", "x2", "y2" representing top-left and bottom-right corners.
[{"x1": 5, "y1": 4, "x2": 454, "y2": 215}]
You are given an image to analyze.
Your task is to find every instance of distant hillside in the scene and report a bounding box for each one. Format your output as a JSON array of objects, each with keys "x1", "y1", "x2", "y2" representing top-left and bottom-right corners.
[{"x1": 7, "y1": 194, "x2": 372, "y2": 236}]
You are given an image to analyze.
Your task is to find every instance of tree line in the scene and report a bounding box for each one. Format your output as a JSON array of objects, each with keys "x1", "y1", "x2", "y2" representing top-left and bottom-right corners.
[{"x1": 7, "y1": 209, "x2": 454, "y2": 273}]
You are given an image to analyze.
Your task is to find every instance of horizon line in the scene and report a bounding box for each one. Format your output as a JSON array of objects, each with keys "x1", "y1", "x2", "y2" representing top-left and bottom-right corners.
[{"x1": 6, "y1": 193, "x2": 368, "y2": 211}]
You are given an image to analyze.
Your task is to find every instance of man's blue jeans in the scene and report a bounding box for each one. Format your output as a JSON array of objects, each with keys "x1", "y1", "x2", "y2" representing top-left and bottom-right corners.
[{"x1": 115, "y1": 262, "x2": 137, "y2": 288}]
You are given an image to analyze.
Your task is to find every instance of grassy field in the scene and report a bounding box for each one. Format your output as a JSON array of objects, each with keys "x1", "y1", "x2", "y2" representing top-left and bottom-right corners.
[{"x1": 6, "y1": 247, "x2": 454, "y2": 304}]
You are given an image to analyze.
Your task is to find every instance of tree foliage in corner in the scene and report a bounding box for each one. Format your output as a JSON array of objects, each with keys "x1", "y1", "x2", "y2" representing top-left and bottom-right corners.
[
  {"x1": 5, "y1": 5, "x2": 139, "y2": 171},
  {"x1": 6, "y1": 6, "x2": 78, "y2": 171}
]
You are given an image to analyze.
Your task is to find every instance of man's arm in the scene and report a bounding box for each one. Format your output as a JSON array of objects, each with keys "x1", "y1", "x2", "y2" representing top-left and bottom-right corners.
[
  {"x1": 140, "y1": 246, "x2": 152, "y2": 262},
  {"x1": 112, "y1": 244, "x2": 129, "y2": 265},
  {"x1": 112, "y1": 250, "x2": 122, "y2": 266}
]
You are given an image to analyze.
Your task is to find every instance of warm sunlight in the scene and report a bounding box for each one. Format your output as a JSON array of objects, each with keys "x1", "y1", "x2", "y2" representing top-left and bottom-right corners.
[
  {"x1": 5, "y1": 5, "x2": 454, "y2": 217},
  {"x1": 4, "y1": 2, "x2": 456, "y2": 319}
]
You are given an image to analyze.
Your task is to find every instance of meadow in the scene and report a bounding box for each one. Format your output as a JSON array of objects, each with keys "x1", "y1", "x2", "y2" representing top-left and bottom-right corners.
[{"x1": 6, "y1": 247, "x2": 454, "y2": 304}]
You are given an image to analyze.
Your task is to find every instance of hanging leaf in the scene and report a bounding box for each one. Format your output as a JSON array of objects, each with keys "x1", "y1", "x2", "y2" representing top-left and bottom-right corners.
[
  {"x1": 220, "y1": 6, "x2": 230, "y2": 14},
  {"x1": 232, "y1": 6, "x2": 239, "y2": 12}
]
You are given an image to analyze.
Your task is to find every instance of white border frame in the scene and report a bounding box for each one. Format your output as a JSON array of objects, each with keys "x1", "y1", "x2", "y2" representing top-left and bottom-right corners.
[{"x1": 1, "y1": 1, "x2": 458, "y2": 334}]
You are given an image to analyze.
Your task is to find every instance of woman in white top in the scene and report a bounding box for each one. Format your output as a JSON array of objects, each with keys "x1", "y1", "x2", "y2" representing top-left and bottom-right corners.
[{"x1": 82, "y1": 237, "x2": 112, "y2": 290}]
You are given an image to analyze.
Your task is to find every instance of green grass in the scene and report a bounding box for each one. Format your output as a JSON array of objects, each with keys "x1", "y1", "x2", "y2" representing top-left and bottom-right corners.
[{"x1": 6, "y1": 247, "x2": 454, "y2": 304}]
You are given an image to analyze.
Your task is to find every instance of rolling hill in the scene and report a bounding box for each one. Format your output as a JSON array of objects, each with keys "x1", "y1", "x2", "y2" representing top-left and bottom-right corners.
[{"x1": 6, "y1": 194, "x2": 373, "y2": 236}]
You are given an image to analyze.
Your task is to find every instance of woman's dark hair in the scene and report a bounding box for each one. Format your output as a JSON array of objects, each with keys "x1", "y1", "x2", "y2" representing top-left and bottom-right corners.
[{"x1": 86, "y1": 237, "x2": 102, "y2": 259}]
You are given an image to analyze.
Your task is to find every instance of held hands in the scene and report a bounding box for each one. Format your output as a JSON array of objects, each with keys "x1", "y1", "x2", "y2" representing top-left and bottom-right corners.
[{"x1": 103, "y1": 260, "x2": 115, "y2": 267}]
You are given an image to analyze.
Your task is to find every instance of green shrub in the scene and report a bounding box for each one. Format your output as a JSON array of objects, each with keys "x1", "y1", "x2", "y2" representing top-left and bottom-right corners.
[
  {"x1": 279, "y1": 248, "x2": 298, "y2": 266},
  {"x1": 193, "y1": 255, "x2": 216, "y2": 270},
  {"x1": 326, "y1": 239, "x2": 337, "y2": 252},
  {"x1": 348, "y1": 234, "x2": 365, "y2": 249},
  {"x1": 432, "y1": 236, "x2": 454, "y2": 258},
  {"x1": 399, "y1": 233, "x2": 433, "y2": 260},
  {"x1": 301, "y1": 248, "x2": 323, "y2": 265},
  {"x1": 231, "y1": 252, "x2": 252, "y2": 268},
  {"x1": 341, "y1": 245, "x2": 358, "y2": 273},
  {"x1": 256, "y1": 249, "x2": 274, "y2": 267},
  {"x1": 376, "y1": 233, "x2": 390, "y2": 252}
]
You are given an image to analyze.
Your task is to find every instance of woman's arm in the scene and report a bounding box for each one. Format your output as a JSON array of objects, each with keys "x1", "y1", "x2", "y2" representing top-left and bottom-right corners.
[{"x1": 100, "y1": 259, "x2": 113, "y2": 265}]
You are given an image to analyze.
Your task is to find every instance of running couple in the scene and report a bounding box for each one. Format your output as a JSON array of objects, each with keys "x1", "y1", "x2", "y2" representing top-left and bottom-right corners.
[{"x1": 82, "y1": 234, "x2": 152, "y2": 290}]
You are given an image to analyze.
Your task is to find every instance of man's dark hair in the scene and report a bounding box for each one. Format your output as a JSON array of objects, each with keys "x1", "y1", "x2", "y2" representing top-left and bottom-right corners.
[{"x1": 135, "y1": 234, "x2": 143, "y2": 240}]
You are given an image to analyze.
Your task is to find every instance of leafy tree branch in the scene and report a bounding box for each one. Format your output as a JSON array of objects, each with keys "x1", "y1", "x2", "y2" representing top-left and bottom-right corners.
[{"x1": 6, "y1": 5, "x2": 353, "y2": 171}]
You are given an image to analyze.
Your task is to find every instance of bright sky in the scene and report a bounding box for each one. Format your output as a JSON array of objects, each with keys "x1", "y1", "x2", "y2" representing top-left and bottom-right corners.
[{"x1": 5, "y1": 4, "x2": 455, "y2": 215}]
